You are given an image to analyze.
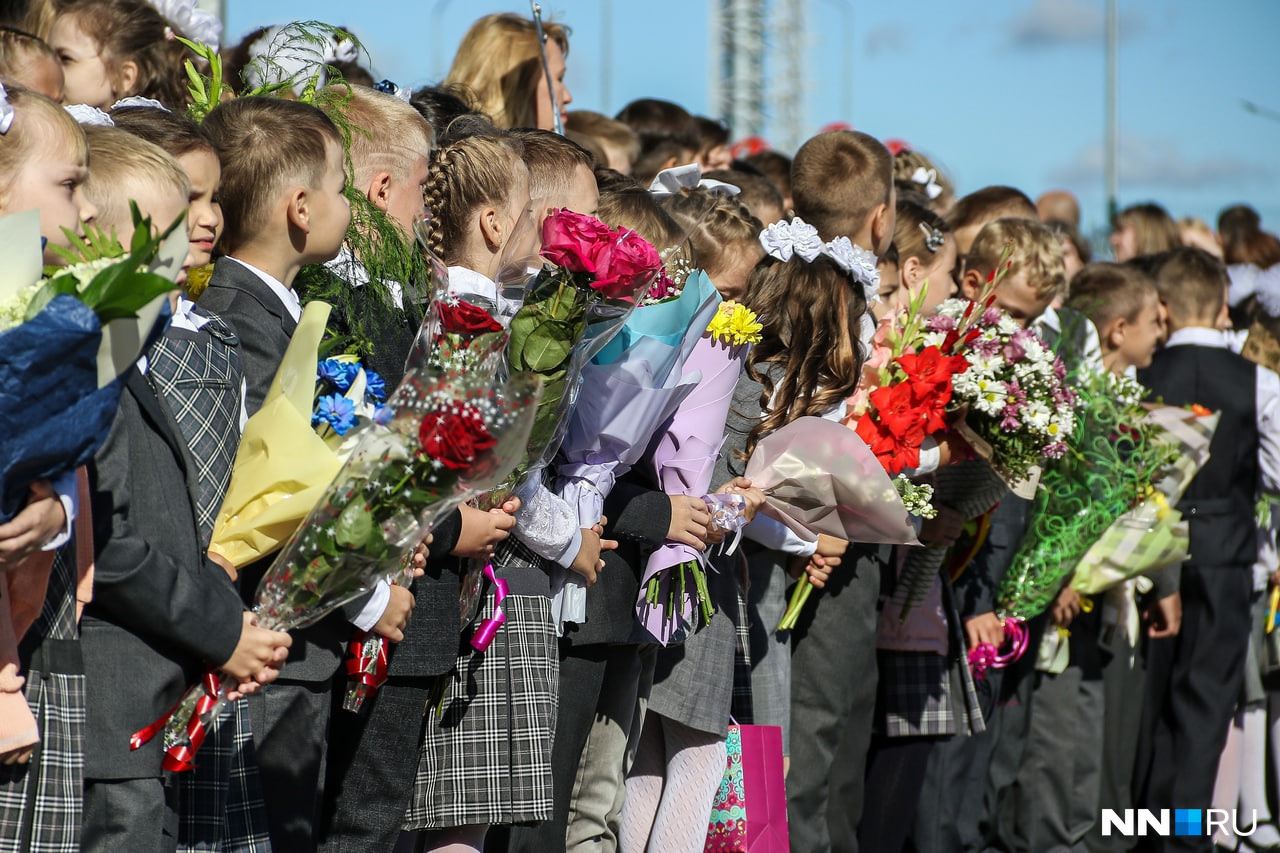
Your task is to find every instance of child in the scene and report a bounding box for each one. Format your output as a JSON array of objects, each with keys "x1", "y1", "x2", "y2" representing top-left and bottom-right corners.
[
  {"x1": 946, "y1": 184, "x2": 1037, "y2": 260},
  {"x1": 508, "y1": 127, "x2": 599, "y2": 220},
  {"x1": 1134, "y1": 247, "x2": 1280, "y2": 839},
  {"x1": 0, "y1": 85, "x2": 95, "y2": 853},
  {"x1": 694, "y1": 115, "x2": 732, "y2": 172},
  {"x1": 41, "y1": 0, "x2": 189, "y2": 109},
  {"x1": 197, "y1": 94, "x2": 352, "y2": 852},
  {"x1": 882, "y1": 198, "x2": 957, "y2": 314},
  {"x1": 1069, "y1": 262, "x2": 1163, "y2": 375},
  {"x1": 404, "y1": 127, "x2": 608, "y2": 853},
  {"x1": 564, "y1": 109, "x2": 639, "y2": 174},
  {"x1": 778, "y1": 128, "x2": 893, "y2": 852},
  {"x1": 661, "y1": 185, "x2": 765, "y2": 300},
  {"x1": 316, "y1": 89, "x2": 520, "y2": 853},
  {"x1": 743, "y1": 149, "x2": 793, "y2": 217},
  {"x1": 1110, "y1": 201, "x2": 1180, "y2": 263},
  {"x1": 893, "y1": 147, "x2": 954, "y2": 215},
  {"x1": 81, "y1": 126, "x2": 187, "y2": 239},
  {"x1": 703, "y1": 168, "x2": 784, "y2": 228},
  {"x1": 614, "y1": 98, "x2": 701, "y2": 185},
  {"x1": 0, "y1": 26, "x2": 63, "y2": 100}
]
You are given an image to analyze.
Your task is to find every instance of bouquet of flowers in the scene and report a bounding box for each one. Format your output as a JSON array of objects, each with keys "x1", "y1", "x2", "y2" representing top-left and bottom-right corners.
[
  {"x1": 935, "y1": 296, "x2": 1077, "y2": 487},
  {"x1": 0, "y1": 205, "x2": 187, "y2": 519},
  {"x1": 997, "y1": 370, "x2": 1177, "y2": 620},
  {"x1": 132, "y1": 368, "x2": 542, "y2": 770},
  {"x1": 638, "y1": 300, "x2": 763, "y2": 643},
  {"x1": 210, "y1": 302, "x2": 407, "y2": 568},
  {"x1": 551, "y1": 261, "x2": 722, "y2": 629},
  {"x1": 1070, "y1": 404, "x2": 1217, "y2": 596},
  {"x1": 405, "y1": 249, "x2": 507, "y2": 376}
]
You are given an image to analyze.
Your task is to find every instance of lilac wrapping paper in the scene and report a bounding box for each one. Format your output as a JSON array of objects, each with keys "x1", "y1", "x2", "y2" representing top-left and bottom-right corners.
[{"x1": 636, "y1": 330, "x2": 751, "y2": 643}]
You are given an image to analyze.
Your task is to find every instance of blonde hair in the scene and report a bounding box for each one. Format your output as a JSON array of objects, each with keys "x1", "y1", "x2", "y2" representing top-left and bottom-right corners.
[
  {"x1": 966, "y1": 218, "x2": 1066, "y2": 299},
  {"x1": 792, "y1": 130, "x2": 892, "y2": 242},
  {"x1": 0, "y1": 87, "x2": 86, "y2": 195},
  {"x1": 422, "y1": 132, "x2": 524, "y2": 263},
  {"x1": 1114, "y1": 202, "x2": 1180, "y2": 257},
  {"x1": 444, "y1": 13, "x2": 570, "y2": 130},
  {"x1": 660, "y1": 187, "x2": 762, "y2": 279},
  {"x1": 82, "y1": 125, "x2": 188, "y2": 231},
  {"x1": 0, "y1": 27, "x2": 56, "y2": 86},
  {"x1": 326, "y1": 84, "x2": 434, "y2": 187}
]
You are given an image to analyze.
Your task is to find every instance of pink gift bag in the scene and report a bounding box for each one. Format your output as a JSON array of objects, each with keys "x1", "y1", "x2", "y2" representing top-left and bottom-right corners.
[{"x1": 705, "y1": 723, "x2": 789, "y2": 852}]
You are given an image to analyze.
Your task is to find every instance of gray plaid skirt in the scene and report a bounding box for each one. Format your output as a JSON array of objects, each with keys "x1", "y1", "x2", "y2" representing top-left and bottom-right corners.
[
  {"x1": 177, "y1": 698, "x2": 271, "y2": 852},
  {"x1": 403, "y1": 594, "x2": 558, "y2": 829}
]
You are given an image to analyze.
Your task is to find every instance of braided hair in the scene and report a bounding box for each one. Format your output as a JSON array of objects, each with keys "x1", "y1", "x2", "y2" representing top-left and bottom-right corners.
[{"x1": 422, "y1": 131, "x2": 523, "y2": 264}]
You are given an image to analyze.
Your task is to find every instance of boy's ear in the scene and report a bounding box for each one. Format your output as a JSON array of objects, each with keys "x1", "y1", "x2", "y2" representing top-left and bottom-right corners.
[
  {"x1": 1107, "y1": 317, "x2": 1126, "y2": 351},
  {"x1": 285, "y1": 187, "x2": 310, "y2": 233},
  {"x1": 960, "y1": 268, "x2": 984, "y2": 300},
  {"x1": 366, "y1": 171, "x2": 393, "y2": 212},
  {"x1": 870, "y1": 202, "x2": 893, "y2": 257}
]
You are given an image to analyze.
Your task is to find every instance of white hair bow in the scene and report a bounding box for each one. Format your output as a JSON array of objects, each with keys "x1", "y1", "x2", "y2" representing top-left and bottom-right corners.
[
  {"x1": 65, "y1": 104, "x2": 114, "y2": 127},
  {"x1": 146, "y1": 0, "x2": 223, "y2": 50},
  {"x1": 759, "y1": 217, "x2": 881, "y2": 304},
  {"x1": 0, "y1": 83, "x2": 13, "y2": 135},
  {"x1": 111, "y1": 96, "x2": 170, "y2": 112},
  {"x1": 910, "y1": 166, "x2": 943, "y2": 200},
  {"x1": 648, "y1": 163, "x2": 742, "y2": 199}
]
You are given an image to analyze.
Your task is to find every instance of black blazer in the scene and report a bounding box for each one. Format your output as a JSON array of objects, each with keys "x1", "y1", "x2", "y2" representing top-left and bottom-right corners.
[
  {"x1": 83, "y1": 369, "x2": 245, "y2": 780},
  {"x1": 385, "y1": 509, "x2": 464, "y2": 679},
  {"x1": 197, "y1": 256, "x2": 298, "y2": 415}
]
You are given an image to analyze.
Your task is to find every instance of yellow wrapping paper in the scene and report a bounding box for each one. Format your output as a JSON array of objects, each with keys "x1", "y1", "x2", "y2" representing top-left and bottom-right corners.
[{"x1": 209, "y1": 302, "x2": 343, "y2": 567}]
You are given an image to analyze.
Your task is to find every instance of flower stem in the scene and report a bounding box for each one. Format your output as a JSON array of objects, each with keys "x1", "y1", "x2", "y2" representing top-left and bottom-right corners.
[{"x1": 777, "y1": 576, "x2": 814, "y2": 632}]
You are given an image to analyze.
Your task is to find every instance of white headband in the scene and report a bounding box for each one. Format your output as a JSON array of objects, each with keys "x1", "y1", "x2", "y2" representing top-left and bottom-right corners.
[
  {"x1": 759, "y1": 216, "x2": 881, "y2": 305},
  {"x1": 65, "y1": 104, "x2": 114, "y2": 127}
]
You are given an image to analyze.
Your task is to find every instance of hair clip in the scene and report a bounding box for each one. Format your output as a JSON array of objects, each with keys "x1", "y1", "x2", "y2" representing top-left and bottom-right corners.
[
  {"x1": 910, "y1": 166, "x2": 943, "y2": 200},
  {"x1": 0, "y1": 83, "x2": 13, "y2": 135},
  {"x1": 919, "y1": 221, "x2": 945, "y2": 253},
  {"x1": 374, "y1": 79, "x2": 413, "y2": 103},
  {"x1": 65, "y1": 103, "x2": 114, "y2": 127}
]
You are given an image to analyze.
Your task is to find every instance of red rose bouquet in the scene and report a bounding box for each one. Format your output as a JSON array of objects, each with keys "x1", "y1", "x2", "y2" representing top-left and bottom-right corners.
[
  {"x1": 405, "y1": 251, "x2": 508, "y2": 376},
  {"x1": 133, "y1": 368, "x2": 542, "y2": 768}
]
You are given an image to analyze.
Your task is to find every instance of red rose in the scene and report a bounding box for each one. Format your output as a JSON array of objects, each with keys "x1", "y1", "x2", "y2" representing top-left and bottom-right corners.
[
  {"x1": 593, "y1": 229, "x2": 664, "y2": 301},
  {"x1": 417, "y1": 403, "x2": 498, "y2": 471},
  {"x1": 540, "y1": 209, "x2": 617, "y2": 274},
  {"x1": 437, "y1": 300, "x2": 502, "y2": 334}
]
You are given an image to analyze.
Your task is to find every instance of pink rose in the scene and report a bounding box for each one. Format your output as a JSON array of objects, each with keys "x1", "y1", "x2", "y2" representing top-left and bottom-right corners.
[
  {"x1": 593, "y1": 228, "x2": 664, "y2": 300},
  {"x1": 540, "y1": 209, "x2": 617, "y2": 273}
]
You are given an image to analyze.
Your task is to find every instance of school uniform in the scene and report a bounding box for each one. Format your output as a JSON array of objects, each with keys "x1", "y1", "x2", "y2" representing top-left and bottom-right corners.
[
  {"x1": 80, "y1": 369, "x2": 246, "y2": 853},
  {"x1": 1134, "y1": 327, "x2": 1280, "y2": 852}
]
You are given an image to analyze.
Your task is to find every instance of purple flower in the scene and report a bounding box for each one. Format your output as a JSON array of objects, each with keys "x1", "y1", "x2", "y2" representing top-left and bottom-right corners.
[
  {"x1": 1043, "y1": 441, "x2": 1068, "y2": 459},
  {"x1": 981, "y1": 307, "x2": 1003, "y2": 326},
  {"x1": 372, "y1": 403, "x2": 394, "y2": 426},
  {"x1": 1000, "y1": 415, "x2": 1021, "y2": 430},
  {"x1": 925, "y1": 314, "x2": 956, "y2": 333},
  {"x1": 1053, "y1": 359, "x2": 1067, "y2": 380}
]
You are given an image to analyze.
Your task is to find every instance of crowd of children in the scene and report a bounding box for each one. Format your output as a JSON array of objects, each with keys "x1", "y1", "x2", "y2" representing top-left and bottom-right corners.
[{"x1": 1, "y1": 2, "x2": 1279, "y2": 853}]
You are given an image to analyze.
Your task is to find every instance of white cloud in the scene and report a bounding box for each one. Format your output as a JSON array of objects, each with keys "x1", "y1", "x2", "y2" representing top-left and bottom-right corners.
[
  {"x1": 1049, "y1": 135, "x2": 1271, "y2": 190},
  {"x1": 1009, "y1": 0, "x2": 1143, "y2": 47}
]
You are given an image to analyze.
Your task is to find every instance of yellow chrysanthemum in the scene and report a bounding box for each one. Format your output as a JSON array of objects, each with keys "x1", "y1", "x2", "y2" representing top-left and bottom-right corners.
[
  {"x1": 186, "y1": 263, "x2": 215, "y2": 300},
  {"x1": 706, "y1": 300, "x2": 762, "y2": 346}
]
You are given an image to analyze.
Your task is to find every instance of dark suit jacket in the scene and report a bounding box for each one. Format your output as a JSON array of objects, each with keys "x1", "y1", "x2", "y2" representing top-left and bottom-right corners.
[
  {"x1": 386, "y1": 509, "x2": 464, "y2": 679},
  {"x1": 83, "y1": 369, "x2": 244, "y2": 780},
  {"x1": 197, "y1": 256, "x2": 298, "y2": 415}
]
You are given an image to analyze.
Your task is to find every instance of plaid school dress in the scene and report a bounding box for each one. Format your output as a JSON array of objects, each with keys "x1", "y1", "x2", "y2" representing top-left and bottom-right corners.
[
  {"x1": 404, "y1": 536, "x2": 559, "y2": 829},
  {"x1": 0, "y1": 544, "x2": 85, "y2": 853},
  {"x1": 147, "y1": 307, "x2": 272, "y2": 852}
]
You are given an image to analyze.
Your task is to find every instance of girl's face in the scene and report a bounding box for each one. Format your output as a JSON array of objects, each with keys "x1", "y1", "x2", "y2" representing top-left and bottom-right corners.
[
  {"x1": 1110, "y1": 222, "x2": 1138, "y2": 262},
  {"x1": 177, "y1": 149, "x2": 223, "y2": 269},
  {"x1": 711, "y1": 246, "x2": 763, "y2": 301},
  {"x1": 532, "y1": 40, "x2": 572, "y2": 131},
  {"x1": 913, "y1": 236, "x2": 958, "y2": 314},
  {"x1": 1, "y1": 122, "x2": 96, "y2": 264},
  {"x1": 872, "y1": 259, "x2": 900, "y2": 321},
  {"x1": 49, "y1": 15, "x2": 116, "y2": 109}
]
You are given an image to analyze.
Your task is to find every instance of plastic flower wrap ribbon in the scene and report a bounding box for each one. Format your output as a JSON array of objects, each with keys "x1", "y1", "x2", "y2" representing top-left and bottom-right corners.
[
  {"x1": 551, "y1": 269, "x2": 722, "y2": 631},
  {"x1": 636, "y1": 301, "x2": 764, "y2": 644},
  {"x1": 130, "y1": 368, "x2": 541, "y2": 769},
  {"x1": 712, "y1": 417, "x2": 919, "y2": 632},
  {"x1": 967, "y1": 618, "x2": 1028, "y2": 681},
  {"x1": 460, "y1": 208, "x2": 671, "y2": 629},
  {"x1": 997, "y1": 370, "x2": 1178, "y2": 622},
  {"x1": 0, "y1": 206, "x2": 188, "y2": 520},
  {"x1": 1070, "y1": 404, "x2": 1218, "y2": 595}
]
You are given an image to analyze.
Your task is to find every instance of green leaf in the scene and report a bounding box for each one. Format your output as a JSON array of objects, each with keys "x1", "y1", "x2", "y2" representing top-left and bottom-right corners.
[
  {"x1": 334, "y1": 497, "x2": 374, "y2": 549},
  {"x1": 513, "y1": 318, "x2": 574, "y2": 373},
  {"x1": 89, "y1": 272, "x2": 178, "y2": 323},
  {"x1": 21, "y1": 276, "x2": 78, "y2": 322}
]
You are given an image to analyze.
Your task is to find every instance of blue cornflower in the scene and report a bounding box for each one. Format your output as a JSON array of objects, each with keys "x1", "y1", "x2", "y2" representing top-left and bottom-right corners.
[
  {"x1": 317, "y1": 359, "x2": 360, "y2": 392},
  {"x1": 372, "y1": 403, "x2": 394, "y2": 426},
  {"x1": 312, "y1": 393, "x2": 359, "y2": 435},
  {"x1": 364, "y1": 370, "x2": 388, "y2": 402}
]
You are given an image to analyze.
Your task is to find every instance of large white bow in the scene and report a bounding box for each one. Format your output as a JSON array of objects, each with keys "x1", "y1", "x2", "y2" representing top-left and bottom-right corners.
[{"x1": 648, "y1": 163, "x2": 742, "y2": 199}]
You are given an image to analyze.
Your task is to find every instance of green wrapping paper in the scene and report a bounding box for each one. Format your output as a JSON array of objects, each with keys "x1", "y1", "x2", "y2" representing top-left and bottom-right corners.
[{"x1": 997, "y1": 371, "x2": 1177, "y2": 621}]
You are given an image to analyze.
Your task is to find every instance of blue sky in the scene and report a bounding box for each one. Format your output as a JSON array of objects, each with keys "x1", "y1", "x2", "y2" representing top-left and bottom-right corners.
[{"x1": 225, "y1": 0, "x2": 1280, "y2": 242}]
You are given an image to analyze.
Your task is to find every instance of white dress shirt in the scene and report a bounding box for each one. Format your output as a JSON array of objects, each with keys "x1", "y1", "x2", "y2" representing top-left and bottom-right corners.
[{"x1": 226, "y1": 257, "x2": 302, "y2": 322}]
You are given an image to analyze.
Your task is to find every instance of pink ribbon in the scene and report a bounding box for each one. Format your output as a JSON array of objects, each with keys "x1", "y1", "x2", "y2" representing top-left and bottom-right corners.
[
  {"x1": 469, "y1": 562, "x2": 509, "y2": 652},
  {"x1": 967, "y1": 617, "x2": 1028, "y2": 680}
]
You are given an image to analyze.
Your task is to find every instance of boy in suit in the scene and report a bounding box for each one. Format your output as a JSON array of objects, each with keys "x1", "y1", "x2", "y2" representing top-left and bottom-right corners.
[
  {"x1": 199, "y1": 96, "x2": 391, "y2": 852},
  {"x1": 1135, "y1": 248, "x2": 1280, "y2": 852}
]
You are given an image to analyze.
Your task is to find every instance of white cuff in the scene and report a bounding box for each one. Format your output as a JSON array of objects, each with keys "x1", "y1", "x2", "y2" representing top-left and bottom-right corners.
[
  {"x1": 552, "y1": 527, "x2": 585, "y2": 570},
  {"x1": 41, "y1": 471, "x2": 78, "y2": 552},
  {"x1": 745, "y1": 515, "x2": 818, "y2": 557},
  {"x1": 902, "y1": 436, "x2": 941, "y2": 478},
  {"x1": 350, "y1": 579, "x2": 392, "y2": 632}
]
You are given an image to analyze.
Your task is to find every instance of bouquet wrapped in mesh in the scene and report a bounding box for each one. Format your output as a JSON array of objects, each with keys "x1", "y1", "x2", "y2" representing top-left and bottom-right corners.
[
  {"x1": 130, "y1": 368, "x2": 541, "y2": 769},
  {"x1": 997, "y1": 371, "x2": 1178, "y2": 620}
]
